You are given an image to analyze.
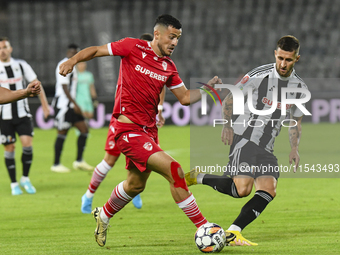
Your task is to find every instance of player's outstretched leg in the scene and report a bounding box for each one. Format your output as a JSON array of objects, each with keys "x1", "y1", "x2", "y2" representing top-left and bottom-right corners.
[
  {"x1": 92, "y1": 169, "x2": 150, "y2": 246},
  {"x1": 147, "y1": 151, "x2": 208, "y2": 228}
]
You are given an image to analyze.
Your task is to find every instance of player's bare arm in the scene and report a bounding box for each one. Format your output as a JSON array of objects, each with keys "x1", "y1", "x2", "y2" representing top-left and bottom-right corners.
[
  {"x1": 171, "y1": 76, "x2": 222, "y2": 105},
  {"x1": 62, "y1": 84, "x2": 82, "y2": 115},
  {"x1": 32, "y1": 79, "x2": 50, "y2": 118},
  {"x1": 221, "y1": 92, "x2": 234, "y2": 145},
  {"x1": 289, "y1": 115, "x2": 303, "y2": 171},
  {"x1": 157, "y1": 86, "x2": 166, "y2": 128},
  {"x1": 59, "y1": 45, "x2": 109, "y2": 77},
  {"x1": 0, "y1": 80, "x2": 41, "y2": 104}
]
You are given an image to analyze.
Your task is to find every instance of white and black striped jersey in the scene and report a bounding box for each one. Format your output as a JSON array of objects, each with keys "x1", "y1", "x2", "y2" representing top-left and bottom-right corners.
[
  {"x1": 232, "y1": 63, "x2": 308, "y2": 153},
  {"x1": 0, "y1": 58, "x2": 37, "y2": 120},
  {"x1": 52, "y1": 58, "x2": 78, "y2": 109}
]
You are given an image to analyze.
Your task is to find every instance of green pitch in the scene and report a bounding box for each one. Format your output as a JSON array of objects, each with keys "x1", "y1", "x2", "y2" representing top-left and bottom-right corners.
[{"x1": 0, "y1": 123, "x2": 339, "y2": 254}]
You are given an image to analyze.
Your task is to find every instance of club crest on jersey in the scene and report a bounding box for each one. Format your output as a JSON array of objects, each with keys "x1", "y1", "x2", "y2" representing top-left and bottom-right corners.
[
  {"x1": 142, "y1": 52, "x2": 147, "y2": 59},
  {"x1": 162, "y1": 61, "x2": 167, "y2": 71},
  {"x1": 143, "y1": 142, "x2": 153, "y2": 151}
]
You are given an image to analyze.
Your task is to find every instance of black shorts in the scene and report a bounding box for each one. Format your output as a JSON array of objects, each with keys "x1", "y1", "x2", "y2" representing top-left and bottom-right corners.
[
  {"x1": 0, "y1": 116, "x2": 34, "y2": 145},
  {"x1": 54, "y1": 107, "x2": 85, "y2": 130},
  {"x1": 222, "y1": 134, "x2": 280, "y2": 179}
]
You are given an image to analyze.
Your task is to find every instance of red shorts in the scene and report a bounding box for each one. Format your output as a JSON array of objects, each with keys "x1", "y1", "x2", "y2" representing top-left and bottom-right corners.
[
  {"x1": 113, "y1": 120, "x2": 162, "y2": 172},
  {"x1": 104, "y1": 118, "x2": 121, "y2": 157}
]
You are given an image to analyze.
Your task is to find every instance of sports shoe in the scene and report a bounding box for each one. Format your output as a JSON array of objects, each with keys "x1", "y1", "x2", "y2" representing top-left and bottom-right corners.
[
  {"x1": 51, "y1": 164, "x2": 70, "y2": 173},
  {"x1": 11, "y1": 184, "x2": 23, "y2": 195},
  {"x1": 20, "y1": 179, "x2": 36, "y2": 194},
  {"x1": 92, "y1": 207, "x2": 110, "y2": 247},
  {"x1": 227, "y1": 230, "x2": 258, "y2": 246},
  {"x1": 73, "y1": 160, "x2": 94, "y2": 171},
  {"x1": 132, "y1": 194, "x2": 142, "y2": 209},
  {"x1": 184, "y1": 167, "x2": 202, "y2": 186},
  {"x1": 81, "y1": 193, "x2": 93, "y2": 214}
]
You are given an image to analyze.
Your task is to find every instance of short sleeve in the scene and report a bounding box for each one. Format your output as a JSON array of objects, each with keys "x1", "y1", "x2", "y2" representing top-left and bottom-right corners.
[
  {"x1": 20, "y1": 60, "x2": 37, "y2": 82},
  {"x1": 235, "y1": 74, "x2": 256, "y2": 96},
  {"x1": 166, "y1": 63, "x2": 184, "y2": 90},
  {"x1": 107, "y1": 37, "x2": 137, "y2": 57}
]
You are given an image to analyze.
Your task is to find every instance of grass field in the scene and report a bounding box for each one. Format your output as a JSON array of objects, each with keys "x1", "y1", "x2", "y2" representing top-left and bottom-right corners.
[{"x1": 0, "y1": 123, "x2": 339, "y2": 254}]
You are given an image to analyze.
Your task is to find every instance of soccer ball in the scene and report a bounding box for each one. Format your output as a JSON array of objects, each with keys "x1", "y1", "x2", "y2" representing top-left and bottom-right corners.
[{"x1": 195, "y1": 223, "x2": 226, "y2": 253}]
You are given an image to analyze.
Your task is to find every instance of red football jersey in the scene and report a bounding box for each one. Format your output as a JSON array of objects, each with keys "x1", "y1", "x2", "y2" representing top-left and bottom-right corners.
[{"x1": 108, "y1": 38, "x2": 184, "y2": 127}]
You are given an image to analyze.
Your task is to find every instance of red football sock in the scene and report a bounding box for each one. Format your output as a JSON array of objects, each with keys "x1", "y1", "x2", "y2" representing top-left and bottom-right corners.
[
  {"x1": 177, "y1": 194, "x2": 208, "y2": 228},
  {"x1": 88, "y1": 160, "x2": 112, "y2": 194},
  {"x1": 103, "y1": 181, "x2": 132, "y2": 218}
]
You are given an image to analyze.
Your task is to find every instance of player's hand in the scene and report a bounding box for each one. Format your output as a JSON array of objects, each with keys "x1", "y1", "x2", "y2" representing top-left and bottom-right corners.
[
  {"x1": 156, "y1": 110, "x2": 165, "y2": 128},
  {"x1": 59, "y1": 59, "x2": 77, "y2": 77},
  {"x1": 92, "y1": 98, "x2": 99, "y2": 108},
  {"x1": 289, "y1": 148, "x2": 300, "y2": 173},
  {"x1": 26, "y1": 81, "x2": 41, "y2": 97},
  {"x1": 221, "y1": 126, "x2": 234, "y2": 145},
  {"x1": 73, "y1": 104, "x2": 82, "y2": 115},
  {"x1": 206, "y1": 76, "x2": 222, "y2": 91}
]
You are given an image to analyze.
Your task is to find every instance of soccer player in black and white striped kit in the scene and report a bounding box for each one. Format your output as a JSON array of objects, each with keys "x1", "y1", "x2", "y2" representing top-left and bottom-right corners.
[
  {"x1": 51, "y1": 44, "x2": 93, "y2": 173},
  {"x1": 186, "y1": 36, "x2": 309, "y2": 245},
  {"x1": 0, "y1": 37, "x2": 50, "y2": 195}
]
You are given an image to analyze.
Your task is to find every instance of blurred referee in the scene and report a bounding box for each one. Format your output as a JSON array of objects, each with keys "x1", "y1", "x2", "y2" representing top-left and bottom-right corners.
[{"x1": 0, "y1": 37, "x2": 50, "y2": 195}]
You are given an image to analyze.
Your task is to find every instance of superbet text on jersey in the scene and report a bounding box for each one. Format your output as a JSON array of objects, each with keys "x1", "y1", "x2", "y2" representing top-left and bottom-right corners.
[{"x1": 107, "y1": 38, "x2": 184, "y2": 127}]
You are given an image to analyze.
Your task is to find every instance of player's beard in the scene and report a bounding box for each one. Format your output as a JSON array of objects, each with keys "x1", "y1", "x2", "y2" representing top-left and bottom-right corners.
[
  {"x1": 157, "y1": 43, "x2": 171, "y2": 57},
  {"x1": 276, "y1": 65, "x2": 293, "y2": 77}
]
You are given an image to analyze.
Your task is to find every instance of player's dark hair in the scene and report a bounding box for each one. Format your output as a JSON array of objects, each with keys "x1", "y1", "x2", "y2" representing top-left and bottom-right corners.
[
  {"x1": 140, "y1": 33, "x2": 153, "y2": 41},
  {"x1": 154, "y1": 14, "x2": 182, "y2": 29},
  {"x1": 0, "y1": 37, "x2": 10, "y2": 43},
  {"x1": 68, "y1": 43, "x2": 79, "y2": 50},
  {"x1": 277, "y1": 35, "x2": 300, "y2": 55}
]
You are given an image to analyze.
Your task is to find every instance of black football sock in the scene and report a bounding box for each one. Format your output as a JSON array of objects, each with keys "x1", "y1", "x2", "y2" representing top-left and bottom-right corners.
[
  {"x1": 202, "y1": 174, "x2": 240, "y2": 198},
  {"x1": 22, "y1": 146, "x2": 33, "y2": 177},
  {"x1": 54, "y1": 134, "x2": 66, "y2": 165},
  {"x1": 76, "y1": 133, "x2": 88, "y2": 161},
  {"x1": 5, "y1": 151, "x2": 16, "y2": 183},
  {"x1": 233, "y1": 190, "x2": 273, "y2": 230}
]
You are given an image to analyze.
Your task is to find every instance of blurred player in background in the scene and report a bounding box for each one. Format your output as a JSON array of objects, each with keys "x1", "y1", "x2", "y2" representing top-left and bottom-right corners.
[
  {"x1": 80, "y1": 33, "x2": 165, "y2": 214},
  {"x1": 60, "y1": 14, "x2": 225, "y2": 247},
  {"x1": 186, "y1": 35, "x2": 308, "y2": 246},
  {"x1": 76, "y1": 61, "x2": 98, "y2": 121},
  {"x1": 51, "y1": 44, "x2": 94, "y2": 173},
  {"x1": 0, "y1": 37, "x2": 50, "y2": 195}
]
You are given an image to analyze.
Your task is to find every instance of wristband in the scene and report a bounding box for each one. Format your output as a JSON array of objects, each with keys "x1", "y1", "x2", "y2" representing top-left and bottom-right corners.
[
  {"x1": 199, "y1": 86, "x2": 207, "y2": 95},
  {"x1": 158, "y1": 105, "x2": 163, "y2": 111}
]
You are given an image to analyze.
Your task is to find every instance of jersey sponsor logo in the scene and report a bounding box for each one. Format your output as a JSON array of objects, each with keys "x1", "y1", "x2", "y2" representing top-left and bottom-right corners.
[
  {"x1": 256, "y1": 69, "x2": 272, "y2": 77},
  {"x1": 136, "y1": 44, "x2": 152, "y2": 51},
  {"x1": 162, "y1": 61, "x2": 167, "y2": 71},
  {"x1": 142, "y1": 52, "x2": 147, "y2": 59},
  {"x1": 0, "y1": 77, "x2": 22, "y2": 83},
  {"x1": 241, "y1": 75, "x2": 249, "y2": 84},
  {"x1": 262, "y1": 97, "x2": 293, "y2": 110},
  {"x1": 143, "y1": 142, "x2": 153, "y2": 151},
  {"x1": 135, "y1": 65, "x2": 167, "y2": 82}
]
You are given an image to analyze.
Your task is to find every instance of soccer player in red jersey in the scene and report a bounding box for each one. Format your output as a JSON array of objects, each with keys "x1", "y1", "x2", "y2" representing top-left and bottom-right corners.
[
  {"x1": 59, "y1": 14, "x2": 222, "y2": 247},
  {"x1": 80, "y1": 33, "x2": 163, "y2": 213}
]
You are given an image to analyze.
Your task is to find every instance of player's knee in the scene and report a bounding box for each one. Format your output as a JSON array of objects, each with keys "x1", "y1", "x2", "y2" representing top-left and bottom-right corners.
[
  {"x1": 236, "y1": 185, "x2": 252, "y2": 197},
  {"x1": 170, "y1": 161, "x2": 188, "y2": 191},
  {"x1": 125, "y1": 181, "x2": 146, "y2": 194}
]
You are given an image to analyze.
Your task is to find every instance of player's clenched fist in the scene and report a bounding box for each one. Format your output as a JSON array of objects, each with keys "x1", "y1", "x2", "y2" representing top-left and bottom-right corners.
[
  {"x1": 59, "y1": 59, "x2": 76, "y2": 76},
  {"x1": 26, "y1": 80, "x2": 41, "y2": 97}
]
